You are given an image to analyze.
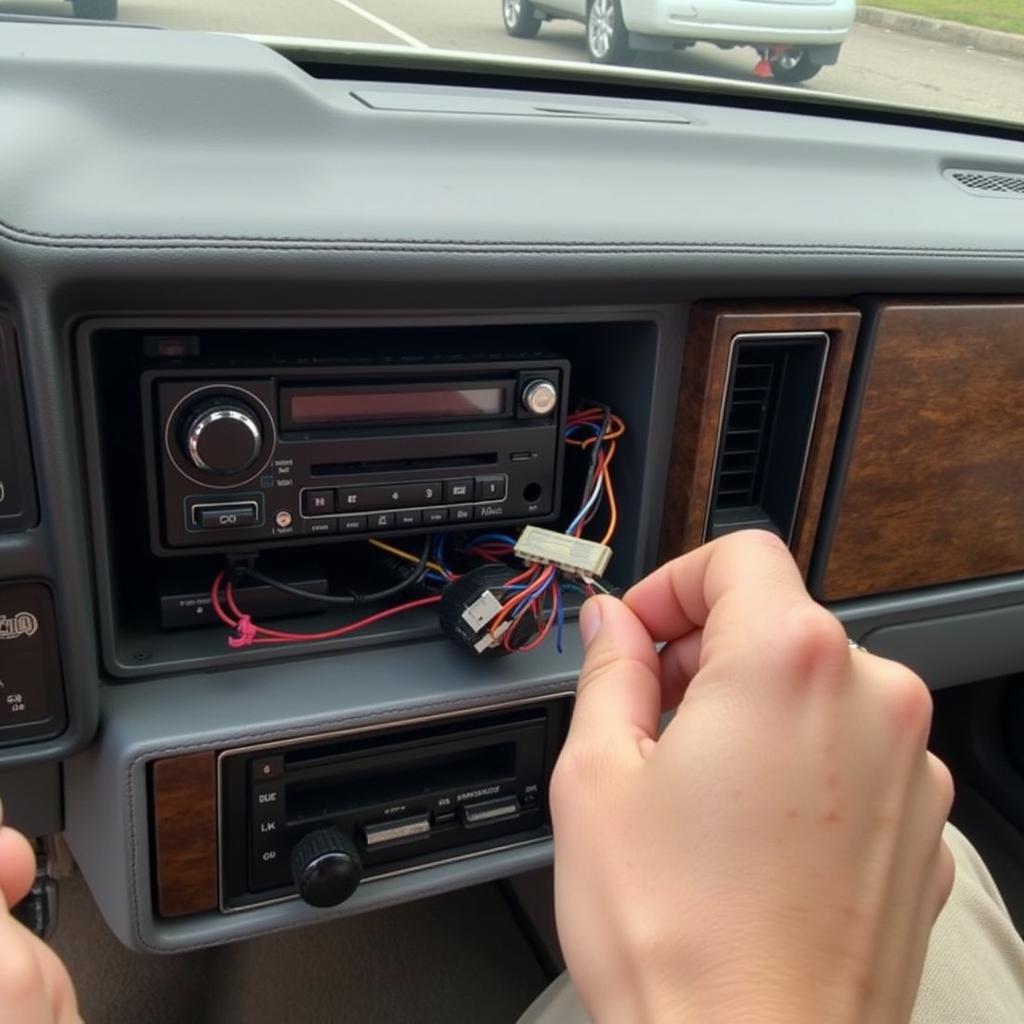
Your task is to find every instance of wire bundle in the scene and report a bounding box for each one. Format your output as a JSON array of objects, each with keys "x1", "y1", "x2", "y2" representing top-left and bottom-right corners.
[
  {"x1": 474, "y1": 405, "x2": 625, "y2": 655},
  {"x1": 212, "y1": 404, "x2": 624, "y2": 652}
]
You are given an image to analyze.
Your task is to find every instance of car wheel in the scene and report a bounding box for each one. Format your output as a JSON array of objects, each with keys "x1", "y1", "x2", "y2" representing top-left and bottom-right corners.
[
  {"x1": 72, "y1": 0, "x2": 117, "y2": 17},
  {"x1": 586, "y1": 0, "x2": 633, "y2": 65},
  {"x1": 502, "y1": 0, "x2": 542, "y2": 38},
  {"x1": 768, "y1": 48, "x2": 822, "y2": 83}
]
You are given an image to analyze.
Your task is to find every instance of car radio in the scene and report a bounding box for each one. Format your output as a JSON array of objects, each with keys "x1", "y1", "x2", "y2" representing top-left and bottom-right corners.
[
  {"x1": 143, "y1": 358, "x2": 569, "y2": 554},
  {"x1": 217, "y1": 697, "x2": 571, "y2": 911}
]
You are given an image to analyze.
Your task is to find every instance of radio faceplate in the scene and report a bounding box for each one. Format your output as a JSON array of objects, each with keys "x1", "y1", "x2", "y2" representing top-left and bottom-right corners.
[
  {"x1": 217, "y1": 696, "x2": 571, "y2": 912},
  {"x1": 144, "y1": 359, "x2": 568, "y2": 555}
]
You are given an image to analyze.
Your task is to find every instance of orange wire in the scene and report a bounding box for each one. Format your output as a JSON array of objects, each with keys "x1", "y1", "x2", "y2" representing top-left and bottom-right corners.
[{"x1": 600, "y1": 457, "x2": 618, "y2": 546}]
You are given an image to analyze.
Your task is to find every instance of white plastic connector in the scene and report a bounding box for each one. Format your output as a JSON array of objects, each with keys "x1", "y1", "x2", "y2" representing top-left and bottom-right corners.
[
  {"x1": 473, "y1": 620, "x2": 511, "y2": 654},
  {"x1": 461, "y1": 590, "x2": 503, "y2": 632},
  {"x1": 513, "y1": 525, "x2": 612, "y2": 578}
]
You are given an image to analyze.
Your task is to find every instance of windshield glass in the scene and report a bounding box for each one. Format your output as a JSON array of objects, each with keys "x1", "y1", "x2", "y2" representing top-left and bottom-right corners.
[{"x1": 17, "y1": 0, "x2": 1024, "y2": 127}]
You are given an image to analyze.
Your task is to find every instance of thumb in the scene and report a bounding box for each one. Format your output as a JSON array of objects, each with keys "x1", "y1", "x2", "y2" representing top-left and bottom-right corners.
[{"x1": 565, "y1": 596, "x2": 662, "y2": 764}]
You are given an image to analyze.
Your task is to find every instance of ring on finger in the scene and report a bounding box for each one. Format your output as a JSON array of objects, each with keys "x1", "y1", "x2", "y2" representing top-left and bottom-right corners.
[{"x1": 847, "y1": 638, "x2": 868, "y2": 654}]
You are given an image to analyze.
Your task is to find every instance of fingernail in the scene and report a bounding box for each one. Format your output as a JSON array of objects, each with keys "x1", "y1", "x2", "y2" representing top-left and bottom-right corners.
[{"x1": 579, "y1": 599, "x2": 602, "y2": 648}]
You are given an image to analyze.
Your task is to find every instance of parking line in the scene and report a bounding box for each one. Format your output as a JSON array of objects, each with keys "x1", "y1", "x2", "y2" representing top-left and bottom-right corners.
[{"x1": 327, "y1": 0, "x2": 430, "y2": 49}]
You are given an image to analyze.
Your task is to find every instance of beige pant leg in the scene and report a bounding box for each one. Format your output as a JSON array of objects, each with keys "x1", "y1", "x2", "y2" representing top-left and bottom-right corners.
[
  {"x1": 519, "y1": 824, "x2": 1024, "y2": 1024},
  {"x1": 911, "y1": 823, "x2": 1024, "y2": 1024}
]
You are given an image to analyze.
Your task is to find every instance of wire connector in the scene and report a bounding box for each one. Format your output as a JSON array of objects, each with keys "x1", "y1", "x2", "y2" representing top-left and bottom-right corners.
[
  {"x1": 514, "y1": 525, "x2": 612, "y2": 578},
  {"x1": 461, "y1": 590, "x2": 503, "y2": 632},
  {"x1": 473, "y1": 621, "x2": 511, "y2": 654}
]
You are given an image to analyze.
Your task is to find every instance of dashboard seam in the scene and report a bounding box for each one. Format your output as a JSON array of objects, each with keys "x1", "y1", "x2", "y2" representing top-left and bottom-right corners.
[
  {"x1": 1, "y1": 226, "x2": 1024, "y2": 258},
  {"x1": 123, "y1": 678, "x2": 570, "y2": 950}
]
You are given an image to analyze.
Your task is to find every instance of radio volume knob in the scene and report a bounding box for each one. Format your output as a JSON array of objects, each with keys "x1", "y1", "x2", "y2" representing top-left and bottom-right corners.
[
  {"x1": 291, "y1": 828, "x2": 363, "y2": 908},
  {"x1": 521, "y1": 379, "x2": 559, "y2": 417},
  {"x1": 182, "y1": 398, "x2": 262, "y2": 476}
]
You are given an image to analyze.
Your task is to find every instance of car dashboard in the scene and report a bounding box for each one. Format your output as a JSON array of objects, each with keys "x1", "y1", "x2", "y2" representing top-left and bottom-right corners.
[{"x1": 0, "y1": 19, "x2": 1022, "y2": 954}]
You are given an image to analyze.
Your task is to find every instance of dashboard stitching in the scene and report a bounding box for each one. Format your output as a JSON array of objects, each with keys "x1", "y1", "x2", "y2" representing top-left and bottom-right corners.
[
  {"x1": 1, "y1": 227, "x2": 1024, "y2": 257},
  {"x1": 123, "y1": 679, "x2": 572, "y2": 950}
]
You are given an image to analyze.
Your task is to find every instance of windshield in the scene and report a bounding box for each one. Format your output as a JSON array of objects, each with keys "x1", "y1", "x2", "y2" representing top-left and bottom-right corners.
[{"x1": 13, "y1": 0, "x2": 1024, "y2": 127}]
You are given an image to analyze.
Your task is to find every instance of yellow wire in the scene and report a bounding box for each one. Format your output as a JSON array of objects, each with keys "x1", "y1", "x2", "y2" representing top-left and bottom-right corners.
[{"x1": 367, "y1": 538, "x2": 449, "y2": 578}]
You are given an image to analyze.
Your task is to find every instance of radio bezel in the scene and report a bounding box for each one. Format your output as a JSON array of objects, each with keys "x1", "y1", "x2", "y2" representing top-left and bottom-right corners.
[
  {"x1": 215, "y1": 693, "x2": 573, "y2": 913},
  {"x1": 142, "y1": 357, "x2": 569, "y2": 557}
]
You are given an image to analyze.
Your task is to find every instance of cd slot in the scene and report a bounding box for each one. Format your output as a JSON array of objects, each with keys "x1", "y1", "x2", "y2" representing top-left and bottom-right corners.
[{"x1": 311, "y1": 452, "x2": 497, "y2": 477}]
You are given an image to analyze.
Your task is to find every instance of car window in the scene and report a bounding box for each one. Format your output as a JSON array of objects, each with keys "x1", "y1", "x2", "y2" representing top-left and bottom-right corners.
[{"x1": 7, "y1": 1, "x2": 1023, "y2": 127}]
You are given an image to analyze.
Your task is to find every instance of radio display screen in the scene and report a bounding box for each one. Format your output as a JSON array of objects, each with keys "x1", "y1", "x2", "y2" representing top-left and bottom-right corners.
[{"x1": 284, "y1": 385, "x2": 507, "y2": 426}]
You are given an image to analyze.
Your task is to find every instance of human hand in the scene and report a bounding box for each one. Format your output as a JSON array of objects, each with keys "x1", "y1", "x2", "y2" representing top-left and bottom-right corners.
[
  {"x1": 551, "y1": 531, "x2": 954, "y2": 1024},
  {"x1": 0, "y1": 801, "x2": 81, "y2": 1024}
]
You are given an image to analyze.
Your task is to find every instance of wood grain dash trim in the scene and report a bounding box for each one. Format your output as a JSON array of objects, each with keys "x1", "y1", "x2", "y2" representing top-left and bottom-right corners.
[
  {"x1": 819, "y1": 300, "x2": 1024, "y2": 601},
  {"x1": 659, "y1": 303, "x2": 860, "y2": 574},
  {"x1": 152, "y1": 751, "x2": 218, "y2": 918}
]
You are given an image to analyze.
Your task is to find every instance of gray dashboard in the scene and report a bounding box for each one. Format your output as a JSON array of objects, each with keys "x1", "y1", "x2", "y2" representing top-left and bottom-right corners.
[{"x1": 0, "y1": 18, "x2": 1023, "y2": 951}]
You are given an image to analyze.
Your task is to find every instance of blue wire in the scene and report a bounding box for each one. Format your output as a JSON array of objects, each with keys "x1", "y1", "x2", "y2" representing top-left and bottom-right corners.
[
  {"x1": 554, "y1": 580, "x2": 565, "y2": 654},
  {"x1": 471, "y1": 532, "x2": 517, "y2": 547},
  {"x1": 510, "y1": 571, "x2": 555, "y2": 619}
]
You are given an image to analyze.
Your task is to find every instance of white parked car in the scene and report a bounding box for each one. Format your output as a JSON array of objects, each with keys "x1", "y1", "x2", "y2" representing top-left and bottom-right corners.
[{"x1": 502, "y1": 0, "x2": 856, "y2": 81}]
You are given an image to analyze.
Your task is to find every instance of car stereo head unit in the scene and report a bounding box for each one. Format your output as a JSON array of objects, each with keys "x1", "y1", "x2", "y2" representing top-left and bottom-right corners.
[{"x1": 143, "y1": 358, "x2": 569, "y2": 554}]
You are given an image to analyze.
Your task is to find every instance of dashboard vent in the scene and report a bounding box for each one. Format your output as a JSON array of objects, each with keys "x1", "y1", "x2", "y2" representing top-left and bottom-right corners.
[
  {"x1": 706, "y1": 333, "x2": 829, "y2": 544},
  {"x1": 945, "y1": 169, "x2": 1024, "y2": 199}
]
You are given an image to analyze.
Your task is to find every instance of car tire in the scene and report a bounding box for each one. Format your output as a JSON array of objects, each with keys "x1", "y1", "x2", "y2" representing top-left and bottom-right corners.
[
  {"x1": 72, "y1": 0, "x2": 117, "y2": 18},
  {"x1": 586, "y1": 0, "x2": 634, "y2": 65},
  {"x1": 502, "y1": 0, "x2": 542, "y2": 39},
  {"x1": 768, "y1": 48, "x2": 822, "y2": 83}
]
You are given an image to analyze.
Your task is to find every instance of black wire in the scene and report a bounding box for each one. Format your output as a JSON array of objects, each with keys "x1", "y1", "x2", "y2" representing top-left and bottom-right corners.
[
  {"x1": 578, "y1": 404, "x2": 611, "y2": 510},
  {"x1": 234, "y1": 536, "x2": 432, "y2": 607}
]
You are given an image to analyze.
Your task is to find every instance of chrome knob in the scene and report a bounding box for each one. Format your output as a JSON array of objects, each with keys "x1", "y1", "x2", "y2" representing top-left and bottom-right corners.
[
  {"x1": 183, "y1": 400, "x2": 262, "y2": 475},
  {"x1": 521, "y1": 379, "x2": 558, "y2": 417}
]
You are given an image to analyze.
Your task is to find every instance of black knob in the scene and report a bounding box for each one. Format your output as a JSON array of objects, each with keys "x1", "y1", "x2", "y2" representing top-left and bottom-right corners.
[
  {"x1": 290, "y1": 828, "x2": 363, "y2": 908},
  {"x1": 181, "y1": 397, "x2": 262, "y2": 476}
]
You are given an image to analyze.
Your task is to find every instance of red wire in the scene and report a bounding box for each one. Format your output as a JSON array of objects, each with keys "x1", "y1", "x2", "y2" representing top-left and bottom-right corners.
[{"x1": 210, "y1": 571, "x2": 441, "y2": 646}]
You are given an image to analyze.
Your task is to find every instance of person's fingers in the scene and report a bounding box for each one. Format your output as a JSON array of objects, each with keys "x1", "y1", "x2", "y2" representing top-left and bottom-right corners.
[
  {"x1": 22, "y1": 928, "x2": 82, "y2": 1024},
  {"x1": 0, "y1": 912, "x2": 51, "y2": 1024},
  {"x1": 564, "y1": 596, "x2": 662, "y2": 762},
  {"x1": 624, "y1": 530, "x2": 808, "y2": 643},
  {"x1": 626, "y1": 532, "x2": 852, "y2": 704},
  {"x1": 0, "y1": 827, "x2": 37, "y2": 911},
  {"x1": 657, "y1": 630, "x2": 703, "y2": 711}
]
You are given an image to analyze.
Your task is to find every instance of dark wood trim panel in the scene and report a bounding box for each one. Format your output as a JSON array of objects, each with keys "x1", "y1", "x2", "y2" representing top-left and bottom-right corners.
[
  {"x1": 152, "y1": 751, "x2": 218, "y2": 917},
  {"x1": 659, "y1": 303, "x2": 860, "y2": 574},
  {"x1": 819, "y1": 300, "x2": 1024, "y2": 602}
]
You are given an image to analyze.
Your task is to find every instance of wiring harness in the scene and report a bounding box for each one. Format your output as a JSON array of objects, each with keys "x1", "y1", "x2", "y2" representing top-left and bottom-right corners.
[{"x1": 210, "y1": 404, "x2": 624, "y2": 655}]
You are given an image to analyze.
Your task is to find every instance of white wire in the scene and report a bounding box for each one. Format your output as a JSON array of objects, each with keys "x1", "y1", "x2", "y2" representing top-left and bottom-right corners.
[{"x1": 566, "y1": 470, "x2": 605, "y2": 534}]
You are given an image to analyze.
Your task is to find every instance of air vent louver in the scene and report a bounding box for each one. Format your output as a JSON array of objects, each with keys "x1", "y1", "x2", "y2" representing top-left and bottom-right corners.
[
  {"x1": 946, "y1": 169, "x2": 1024, "y2": 199},
  {"x1": 706, "y1": 333, "x2": 829, "y2": 543}
]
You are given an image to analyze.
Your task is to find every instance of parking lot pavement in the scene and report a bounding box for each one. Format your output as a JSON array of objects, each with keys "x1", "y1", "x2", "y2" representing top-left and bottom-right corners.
[{"x1": 5, "y1": 0, "x2": 1023, "y2": 123}]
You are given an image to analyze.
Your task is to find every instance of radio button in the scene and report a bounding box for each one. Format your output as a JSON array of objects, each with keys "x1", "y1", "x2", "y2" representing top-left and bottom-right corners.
[
  {"x1": 474, "y1": 475, "x2": 507, "y2": 501},
  {"x1": 449, "y1": 506, "x2": 473, "y2": 523},
  {"x1": 444, "y1": 479, "x2": 473, "y2": 502},
  {"x1": 423, "y1": 509, "x2": 448, "y2": 526},
  {"x1": 305, "y1": 518, "x2": 337, "y2": 537},
  {"x1": 362, "y1": 813, "x2": 431, "y2": 849},
  {"x1": 302, "y1": 489, "x2": 335, "y2": 516},
  {"x1": 251, "y1": 755, "x2": 283, "y2": 782},
  {"x1": 474, "y1": 504, "x2": 506, "y2": 521},
  {"x1": 396, "y1": 482, "x2": 443, "y2": 506},
  {"x1": 369, "y1": 512, "x2": 395, "y2": 531},
  {"x1": 193, "y1": 502, "x2": 259, "y2": 530},
  {"x1": 459, "y1": 795, "x2": 520, "y2": 827},
  {"x1": 337, "y1": 487, "x2": 367, "y2": 512},
  {"x1": 252, "y1": 782, "x2": 285, "y2": 819},
  {"x1": 396, "y1": 510, "x2": 422, "y2": 528},
  {"x1": 338, "y1": 516, "x2": 367, "y2": 534},
  {"x1": 249, "y1": 840, "x2": 289, "y2": 892}
]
